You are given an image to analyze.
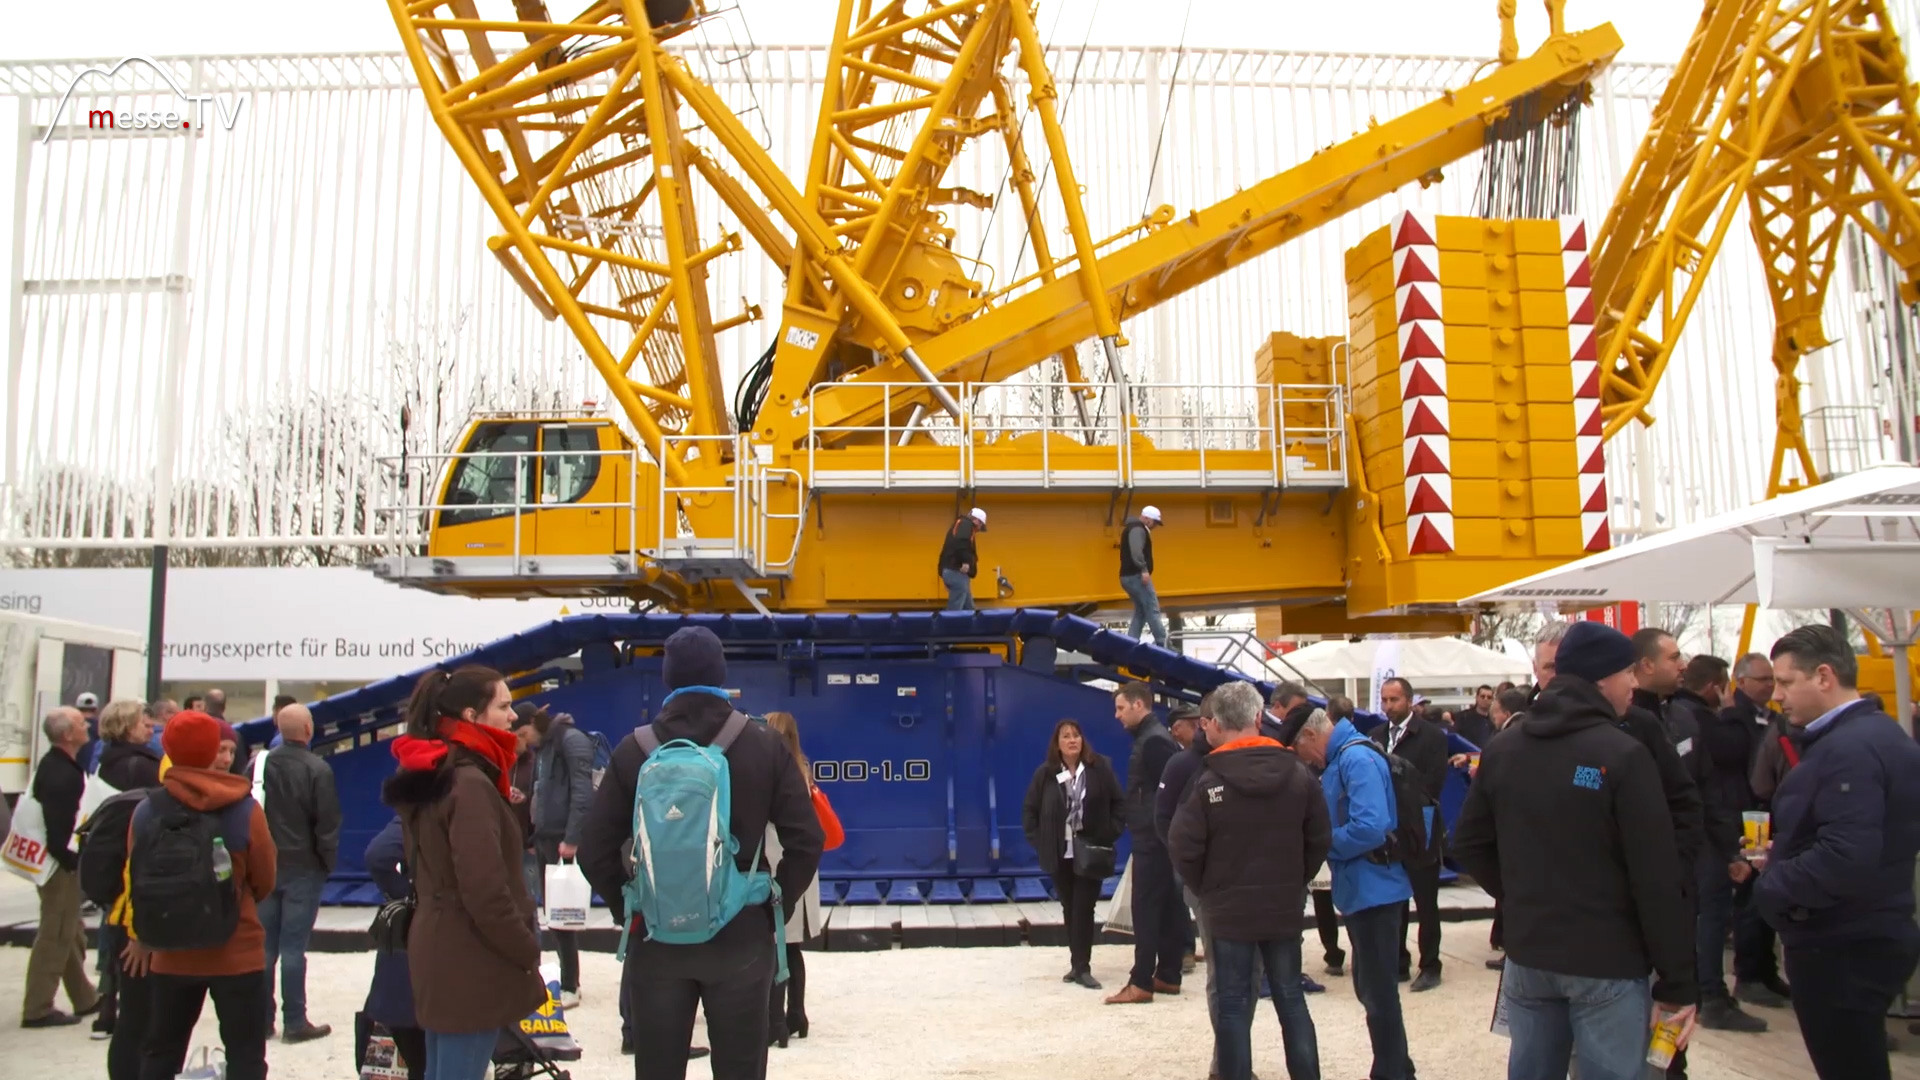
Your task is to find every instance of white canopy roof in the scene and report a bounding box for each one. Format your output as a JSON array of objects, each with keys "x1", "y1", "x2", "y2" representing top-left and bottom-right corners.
[
  {"x1": 1465, "y1": 464, "x2": 1920, "y2": 609},
  {"x1": 1281, "y1": 636, "x2": 1532, "y2": 681}
]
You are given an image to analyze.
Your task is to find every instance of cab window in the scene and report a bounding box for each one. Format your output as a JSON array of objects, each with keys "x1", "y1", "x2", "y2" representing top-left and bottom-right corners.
[
  {"x1": 439, "y1": 422, "x2": 536, "y2": 527},
  {"x1": 540, "y1": 425, "x2": 603, "y2": 506}
]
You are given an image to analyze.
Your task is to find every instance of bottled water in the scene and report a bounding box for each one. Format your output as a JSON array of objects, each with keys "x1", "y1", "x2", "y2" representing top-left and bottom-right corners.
[{"x1": 211, "y1": 837, "x2": 233, "y2": 882}]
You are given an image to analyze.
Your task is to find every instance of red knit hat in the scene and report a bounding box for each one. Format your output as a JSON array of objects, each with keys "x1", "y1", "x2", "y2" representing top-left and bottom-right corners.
[{"x1": 163, "y1": 710, "x2": 222, "y2": 769}]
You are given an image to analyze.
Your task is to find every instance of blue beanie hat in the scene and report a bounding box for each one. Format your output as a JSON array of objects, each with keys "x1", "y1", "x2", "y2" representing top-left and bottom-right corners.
[
  {"x1": 1556, "y1": 621, "x2": 1637, "y2": 684},
  {"x1": 662, "y1": 626, "x2": 728, "y2": 690}
]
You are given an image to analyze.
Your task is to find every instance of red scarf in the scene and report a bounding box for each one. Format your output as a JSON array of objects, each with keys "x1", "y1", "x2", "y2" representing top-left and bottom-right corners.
[{"x1": 390, "y1": 717, "x2": 520, "y2": 799}]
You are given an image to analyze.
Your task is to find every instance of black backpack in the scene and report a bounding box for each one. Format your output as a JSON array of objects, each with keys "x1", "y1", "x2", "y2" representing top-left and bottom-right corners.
[
  {"x1": 76, "y1": 788, "x2": 151, "y2": 908},
  {"x1": 128, "y1": 789, "x2": 248, "y2": 950},
  {"x1": 1351, "y1": 741, "x2": 1443, "y2": 868}
]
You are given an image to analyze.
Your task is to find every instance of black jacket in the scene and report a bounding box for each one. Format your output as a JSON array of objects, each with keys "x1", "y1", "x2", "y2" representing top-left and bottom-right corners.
[
  {"x1": 579, "y1": 691, "x2": 823, "y2": 948},
  {"x1": 1169, "y1": 740, "x2": 1331, "y2": 942},
  {"x1": 1124, "y1": 719, "x2": 1180, "y2": 850},
  {"x1": 1451, "y1": 677, "x2": 1695, "y2": 1005},
  {"x1": 97, "y1": 739, "x2": 162, "y2": 793},
  {"x1": 938, "y1": 517, "x2": 981, "y2": 577},
  {"x1": 1453, "y1": 708, "x2": 1495, "y2": 750},
  {"x1": 261, "y1": 740, "x2": 343, "y2": 875},
  {"x1": 1021, "y1": 752, "x2": 1124, "y2": 876},
  {"x1": 1616, "y1": 702, "x2": 1705, "y2": 877},
  {"x1": 1154, "y1": 729, "x2": 1212, "y2": 845},
  {"x1": 30, "y1": 747, "x2": 85, "y2": 872},
  {"x1": 531, "y1": 720, "x2": 595, "y2": 846},
  {"x1": 1758, "y1": 700, "x2": 1920, "y2": 948},
  {"x1": 1370, "y1": 714, "x2": 1450, "y2": 802},
  {"x1": 1708, "y1": 691, "x2": 1776, "y2": 813},
  {"x1": 1119, "y1": 519, "x2": 1154, "y2": 577},
  {"x1": 1653, "y1": 688, "x2": 1740, "y2": 864},
  {"x1": 509, "y1": 749, "x2": 536, "y2": 847}
]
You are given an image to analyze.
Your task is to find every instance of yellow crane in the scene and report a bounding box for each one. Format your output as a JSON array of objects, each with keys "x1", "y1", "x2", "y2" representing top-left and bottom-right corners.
[{"x1": 371, "y1": 0, "x2": 1917, "y2": 633}]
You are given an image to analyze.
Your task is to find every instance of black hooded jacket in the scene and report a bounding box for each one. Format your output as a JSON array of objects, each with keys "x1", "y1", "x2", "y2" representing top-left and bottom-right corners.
[
  {"x1": 1617, "y1": 695, "x2": 1706, "y2": 877},
  {"x1": 1168, "y1": 739, "x2": 1331, "y2": 942},
  {"x1": 1452, "y1": 677, "x2": 1696, "y2": 1005},
  {"x1": 578, "y1": 690, "x2": 823, "y2": 953},
  {"x1": 1649, "y1": 687, "x2": 1741, "y2": 864}
]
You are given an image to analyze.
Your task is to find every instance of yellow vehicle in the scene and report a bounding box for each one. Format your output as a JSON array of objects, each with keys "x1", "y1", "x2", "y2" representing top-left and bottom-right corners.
[{"x1": 374, "y1": 0, "x2": 1920, "y2": 628}]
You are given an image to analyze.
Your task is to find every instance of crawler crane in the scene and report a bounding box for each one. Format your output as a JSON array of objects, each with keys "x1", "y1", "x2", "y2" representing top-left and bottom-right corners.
[{"x1": 374, "y1": 0, "x2": 1919, "y2": 632}]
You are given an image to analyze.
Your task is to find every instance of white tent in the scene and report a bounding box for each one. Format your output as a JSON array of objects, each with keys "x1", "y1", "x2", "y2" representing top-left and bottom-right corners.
[
  {"x1": 1282, "y1": 637, "x2": 1532, "y2": 682},
  {"x1": 1466, "y1": 463, "x2": 1920, "y2": 724}
]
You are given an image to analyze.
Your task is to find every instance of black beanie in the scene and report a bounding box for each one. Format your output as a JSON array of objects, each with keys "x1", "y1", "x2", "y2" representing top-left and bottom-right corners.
[
  {"x1": 662, "y1": 626, "x2": 728, "y2": 690},
  {"x1": 1555, "y1": 621, "x2": 1637, "y2": 684}
]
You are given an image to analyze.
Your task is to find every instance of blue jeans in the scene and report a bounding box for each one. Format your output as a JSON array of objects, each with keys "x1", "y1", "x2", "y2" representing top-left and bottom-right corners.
[
  {"x1": 259, "y1": 866, "x2": 326, "y2": 1027},
  {"x1": 424, "y1": 1028, "x2": 497, "y2": 1080},
  {"x1": 1120, "y1": 573, "x2": 1168, "y2": 645},
  {"x1": 941, "y1": 567, "x2": 975, "y2": 610},
  {"x1": 1346, "y1": 903, "x2": 1414, "y2": 1080},
  {"x1": 1501, "y1": 959, "x2": 1651, "y2": 1080},
  {"x1": 1215, "y1": 936, "x2": 1320, "y2": 1080}
]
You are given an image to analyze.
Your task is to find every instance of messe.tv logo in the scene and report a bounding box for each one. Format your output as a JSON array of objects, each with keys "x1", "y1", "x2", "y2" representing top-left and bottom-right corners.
[{"x1": 41, "y1": 56, "x2": 248, "y2": 144}]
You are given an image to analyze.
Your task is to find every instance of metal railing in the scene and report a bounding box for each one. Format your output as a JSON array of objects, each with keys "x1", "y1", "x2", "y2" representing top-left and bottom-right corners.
[
  {"x1": 1803, "y1": 405, "x2": 1887, "y2": 479},
  {"x1": 655, "y1": 434, "x2": 805, "y2": 576},
  {"x1": 806, "y1": 380, "x2": 1347, "y2": 490},
  {"x1": 1169, "y1": 628, "x2": 1330, "y2": 696},
  {"x1": 370, "y1": 447, "x2": 642, "y2": 575}
]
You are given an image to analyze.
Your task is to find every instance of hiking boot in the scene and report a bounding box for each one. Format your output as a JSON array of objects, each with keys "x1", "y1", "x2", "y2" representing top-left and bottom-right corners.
[
  {"x1": 283, "y1": 1022, "x2": 332, "y2": 1044},
  {"x1": 1699, "y1": 999, "x2": 1768, "y2": 1033}
]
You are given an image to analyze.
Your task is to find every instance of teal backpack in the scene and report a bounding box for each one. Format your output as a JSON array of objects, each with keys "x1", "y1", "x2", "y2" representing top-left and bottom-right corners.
[{"x1": 617, "y1": 711, "x2": 787, "y2": 981}]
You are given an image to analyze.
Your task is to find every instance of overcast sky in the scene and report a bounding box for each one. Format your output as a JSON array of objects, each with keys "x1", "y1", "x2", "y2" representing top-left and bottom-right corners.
[{"x1": 10, "y1": 0, "x2": 1703, "y2": 62}]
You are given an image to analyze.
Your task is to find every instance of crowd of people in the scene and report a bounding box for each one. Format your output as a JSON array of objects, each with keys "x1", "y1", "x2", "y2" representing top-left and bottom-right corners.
[{"x1": 13, "y1": 612, "x2": 1920, "y2": 1080}]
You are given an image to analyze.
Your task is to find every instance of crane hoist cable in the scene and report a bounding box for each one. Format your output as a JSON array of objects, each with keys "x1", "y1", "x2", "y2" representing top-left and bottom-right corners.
[
  {"x1": 970, "y1": 0, "x2": 1079, "y2": 268},
  {"x1": 1137, "y1": 0, "x2": 1197, "y2": 221},
  {"x1": 993, "y1": 0, "x2": 1107, "y2": 281}
]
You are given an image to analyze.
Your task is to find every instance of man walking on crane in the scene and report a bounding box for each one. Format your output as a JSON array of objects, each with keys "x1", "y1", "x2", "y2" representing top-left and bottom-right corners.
[
  {"x1": 938, "y1": 509, "x2": 988, "y2": 611},
  {"x1": 1120, "y1": 508, "x2": 1167, "y2": 646}
]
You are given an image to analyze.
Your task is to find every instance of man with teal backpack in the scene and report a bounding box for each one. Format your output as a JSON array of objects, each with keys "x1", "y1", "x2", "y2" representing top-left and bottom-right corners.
[{"x1": 580, "y1": 627, "x2": 823, "y2": 1080}]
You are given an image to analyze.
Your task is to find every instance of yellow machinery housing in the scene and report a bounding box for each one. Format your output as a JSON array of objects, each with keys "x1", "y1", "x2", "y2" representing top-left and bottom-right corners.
[{"x1": 374, "y1": 0, "x2": 1920, "y2": 629}]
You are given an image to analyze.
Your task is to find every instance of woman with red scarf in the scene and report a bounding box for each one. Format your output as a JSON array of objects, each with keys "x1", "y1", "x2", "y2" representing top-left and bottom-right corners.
[{"x1": 381, "y1": 666, "x2": 547, "y2": 1080}]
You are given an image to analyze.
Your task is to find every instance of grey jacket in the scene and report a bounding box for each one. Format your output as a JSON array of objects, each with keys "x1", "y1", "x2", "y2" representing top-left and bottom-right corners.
[
  {"x1": 532, "y1": 720, "x2": 596, "y2": 847},
  {"x1": 261, "y1": 740, "x2": 343, "y2": 875}
]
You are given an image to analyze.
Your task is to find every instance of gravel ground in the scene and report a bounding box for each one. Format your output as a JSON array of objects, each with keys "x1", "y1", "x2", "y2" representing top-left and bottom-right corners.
[{"x1": 0, "y1": 921, "x2": 1868, "y2": 1078}]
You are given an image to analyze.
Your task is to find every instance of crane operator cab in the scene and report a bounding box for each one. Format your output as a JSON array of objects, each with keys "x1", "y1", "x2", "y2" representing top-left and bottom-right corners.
[{"x1": 376, "y1": 411, "x2": 667, "y2": 599}]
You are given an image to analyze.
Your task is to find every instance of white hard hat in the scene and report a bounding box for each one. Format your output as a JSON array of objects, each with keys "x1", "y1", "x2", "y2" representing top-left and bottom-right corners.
[
  {"x1": 75, "y1": 692, "x2": 99, "y2": 709},
  {"x1": 1141, "y1": 505, "x2": 1163, "y2": 523},
  {"x1": 969, "y1": 507, "x2": 987, "y2": 528}
]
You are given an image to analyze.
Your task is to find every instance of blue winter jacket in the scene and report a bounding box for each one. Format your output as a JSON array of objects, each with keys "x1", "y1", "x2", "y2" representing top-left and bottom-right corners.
[
  {"x1": 1756, "y1": 699, "x2": 1920, "y2": 948},
  {"x1": 1320, "y1": 719, "x2": 1414, "y2": 915},
  {"x1": 362, "y1": 817, "x2": 418, "y2": 1030}
]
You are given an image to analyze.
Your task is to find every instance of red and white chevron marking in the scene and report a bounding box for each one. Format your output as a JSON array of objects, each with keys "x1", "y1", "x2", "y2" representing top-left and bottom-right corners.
[
  {"x1": 1563, "y1": 217, "x2": 1609, "y2": 552},
  {"x1": 1394, "y1": 211, "x2": 1452, "y2": 555}
]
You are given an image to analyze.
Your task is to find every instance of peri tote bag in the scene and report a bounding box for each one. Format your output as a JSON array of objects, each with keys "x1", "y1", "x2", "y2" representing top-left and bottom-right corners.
[
  {"x1": 543, "y1": 859, "x2": 591, "y2": 931},
  {"x1": 1, "y1": 791, "x2": 56, "y2": 887}
]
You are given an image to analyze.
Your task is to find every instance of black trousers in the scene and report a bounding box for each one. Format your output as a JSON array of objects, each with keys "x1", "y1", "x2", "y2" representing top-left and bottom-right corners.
[
  {"x1": 138, "y1": 970, "x2": 269, "y2": 1080},
  {"x1": 1730, "y1": 875, "x2": 1780, "y2": 986},
  {"x1": 1785, "y1": 936, "x2": 1920, "y2": 1080},
  {"x1": 625, "y1": 934, "x2": 775, "y2": 1080},
  {"x1": 1310, "y1": 888, "x2": 1344, "y2": 967},
  {"x1": 1053, "y1": 861, "x2": 1101, "y2": 973},
  {"x1": 106, "y1": 943, "x2": 150, "y2": 1080},
  {"x1": 1128, "y1": 844, "x2": 1186, "y2": 991},
  {"x1": 1397, "y1": 859, "x2": 1442, "y2": 975},
  {"x1": 767, "y1": 945, "x2": 806, "y2": 1035}
]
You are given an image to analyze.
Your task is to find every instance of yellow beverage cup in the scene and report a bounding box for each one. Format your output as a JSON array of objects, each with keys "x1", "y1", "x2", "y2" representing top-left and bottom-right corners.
[
  {"x1": 1468, "y1": 752, "x2": 1481, "y2": 770},
  {"x1": 1742, "y1": 810, "x2": 1770, "y2": 849},
  {"x1": 1647, "y1": 1016, "x2": 1683, "y2": 1068}
]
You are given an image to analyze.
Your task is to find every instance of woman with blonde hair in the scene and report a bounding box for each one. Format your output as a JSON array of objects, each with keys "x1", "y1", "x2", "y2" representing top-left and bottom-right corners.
[{"x1": 762, "y1": 710, "x2": 825, "y2": 1048}]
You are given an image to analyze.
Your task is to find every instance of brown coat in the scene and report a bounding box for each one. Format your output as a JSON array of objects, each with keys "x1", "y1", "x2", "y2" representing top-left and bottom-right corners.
[{"x1": 382, "y1": 746, "x2": 546, "y2": 1033}]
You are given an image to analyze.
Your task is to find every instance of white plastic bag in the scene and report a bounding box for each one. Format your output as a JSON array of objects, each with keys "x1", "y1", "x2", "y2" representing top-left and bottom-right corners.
[
  {"x1": 1, "y1": 791, "x2": 55, "y2": 887},
  {"x1": 1102, "y1": 858, "x2": 1135, "y2": 934},
  {"x1": 76, "y1": 772, "x2": 124, "y2": 837},
  {"x1": 544, "y1": 859, "x2": 590, "y2": 931},
  {"x1": 175, "y1": 1046, "x2": 225, "y2": 1079}
]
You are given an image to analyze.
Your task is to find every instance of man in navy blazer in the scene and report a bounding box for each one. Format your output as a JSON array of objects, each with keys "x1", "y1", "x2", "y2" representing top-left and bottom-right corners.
[{"x1": 1759, "y1": 625, "x2": 1920, "y2": 1080}]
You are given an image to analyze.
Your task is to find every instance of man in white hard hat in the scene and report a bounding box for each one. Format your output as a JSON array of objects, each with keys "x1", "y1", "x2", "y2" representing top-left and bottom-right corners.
[
  {"x1": 1120, "y1": 506, "x2": 1168, "y2": 645},
  {"x1": 73, "y1": 693, "x2": 102, "y2": 772},
  {"x1": 938, "y1": 507, "x2": 988, "y2": 611}
]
